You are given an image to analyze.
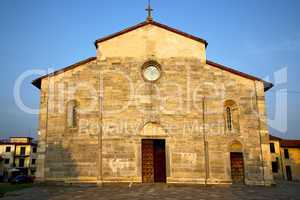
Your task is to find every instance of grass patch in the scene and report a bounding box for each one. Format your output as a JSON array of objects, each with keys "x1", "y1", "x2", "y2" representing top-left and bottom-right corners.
[{"x1": 0, "y1": 183, "x2": 33, "y2": 195}]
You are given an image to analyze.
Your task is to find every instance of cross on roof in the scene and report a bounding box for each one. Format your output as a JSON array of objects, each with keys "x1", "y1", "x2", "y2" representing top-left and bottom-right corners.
[{"x1": 146, "y1": 0, "x2": 153, "y2": 21}]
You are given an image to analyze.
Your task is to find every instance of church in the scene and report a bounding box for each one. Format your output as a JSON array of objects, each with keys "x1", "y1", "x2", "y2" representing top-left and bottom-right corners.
[{"x1": 32, "y1": 7, "x2": 274, "y2": 185}]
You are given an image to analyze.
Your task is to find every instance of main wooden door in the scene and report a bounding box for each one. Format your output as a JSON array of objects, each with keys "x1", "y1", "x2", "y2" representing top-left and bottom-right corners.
[
  {"x1": 142, "y1": 140, "x2": 154, "y2": 183},
  {"x1": 230, "y1": 152, "x2": 245, "y2": 184},
  {"x1": 142, "y1": 139, "x2": 166, "y2": 183}
]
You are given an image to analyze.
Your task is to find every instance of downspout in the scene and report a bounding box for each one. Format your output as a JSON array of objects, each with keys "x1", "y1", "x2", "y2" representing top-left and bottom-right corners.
[
  {"x1": 13, "y1": 145, "x2": 16, "y2": 168},
  {"x1": 202, "y1": 97, "x2": 209, "y2": 184},
  {"x1": 254, "y1": 81, "x2": 266, "y2": 185},
  {"x1": 97, "y1": 73, "x2": 103, "y2": 184},
  {"x1": 279, "y1": 147, "x2": 285, "y2": 180}
]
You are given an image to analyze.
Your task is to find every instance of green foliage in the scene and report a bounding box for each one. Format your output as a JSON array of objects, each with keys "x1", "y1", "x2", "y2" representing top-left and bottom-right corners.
[{"x1": 0, "y1": 183, "x2": 33, "y2": 196}]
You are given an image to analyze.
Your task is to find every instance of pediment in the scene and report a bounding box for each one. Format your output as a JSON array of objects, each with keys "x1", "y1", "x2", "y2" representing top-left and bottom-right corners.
[{"x1": 95, "y1": 20, "x2": 207, "y2": 60}]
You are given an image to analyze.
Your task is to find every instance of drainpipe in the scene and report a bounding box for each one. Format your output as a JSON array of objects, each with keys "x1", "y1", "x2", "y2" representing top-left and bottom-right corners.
[
  {"x1": 97, "y1": 74, "x2": 103, "y2": 185},
  {"x1": 13, "y1": 144, "x2": 16, "y2": 168},
  {"x1": 279, "y1": 147, "x2": 285, "y2": 180},
  {"x1": 11, "y1": 144, "x2": 17, "y2": 178},
  {"x1": 202, "y1": 97, "x2": 209, "y2": 184}
]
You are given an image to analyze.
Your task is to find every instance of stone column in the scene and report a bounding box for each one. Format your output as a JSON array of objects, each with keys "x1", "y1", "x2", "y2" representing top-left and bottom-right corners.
[
  {"x1": 36, "y1": 78, "x2": 49, "y2": 181},
  {"x1": 255, "y1": 80, "x2": 274, "y2": 185}
]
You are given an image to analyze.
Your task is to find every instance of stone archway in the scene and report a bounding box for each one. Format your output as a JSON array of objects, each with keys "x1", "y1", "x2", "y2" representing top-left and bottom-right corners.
[
  {"x1": 229, "y1": 140, "x2": 243, "y2": 152},
  {"x1": 140, "y1": 122, "x2": 168, "y2": 137}
]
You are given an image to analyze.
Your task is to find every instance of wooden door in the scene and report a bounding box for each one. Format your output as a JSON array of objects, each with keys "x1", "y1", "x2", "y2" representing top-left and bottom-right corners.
[
  {"x1": 286, "y1": 166, "x2": 293, "y2": 181},
  {"x1": 230, "y1": 152, "x2": 244, "y2": 184},
  {"x1": 142, "y1": 140, "x2": 154, "y2": 183},
  {"x1": 154, "y1": 140, "x2": 166, "y2": 183}
]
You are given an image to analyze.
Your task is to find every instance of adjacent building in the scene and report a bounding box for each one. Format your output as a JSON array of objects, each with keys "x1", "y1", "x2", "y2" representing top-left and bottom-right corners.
[
  {"x1": 269, "y1": 135, "x2": 300, "y2": 181},
  {"x1": 0, "y1": 156, "x2": 3, "y2": 178},
  {"x1": 0, "y1": 137, "x2": 37, "y2": 178}
]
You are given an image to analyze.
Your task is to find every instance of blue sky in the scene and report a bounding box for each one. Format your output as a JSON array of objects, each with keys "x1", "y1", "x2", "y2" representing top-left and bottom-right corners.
[{"x1": 0, "y1": 0, "x2": 299, "y2": 139}]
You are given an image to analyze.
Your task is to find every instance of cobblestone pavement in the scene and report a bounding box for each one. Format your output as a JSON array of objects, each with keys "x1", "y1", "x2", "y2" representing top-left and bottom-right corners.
[{"x1": 1, "y1": 182, "x2": 300, "y2": 200}]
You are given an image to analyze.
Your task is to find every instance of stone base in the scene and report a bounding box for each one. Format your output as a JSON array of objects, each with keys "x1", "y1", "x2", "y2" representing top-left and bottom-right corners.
[
  {"x1": 167, "y1": 177, "x2": 206, "y2": 184},
  {"x1": 39, "y1": 177, "x2": 275, "y2": 187},
  {"x1": 206, "y1": 178, "x2": 232, "y2": 185},
  {"x1": 245, "y1": 179, "x2": 274, "y2": 186}
]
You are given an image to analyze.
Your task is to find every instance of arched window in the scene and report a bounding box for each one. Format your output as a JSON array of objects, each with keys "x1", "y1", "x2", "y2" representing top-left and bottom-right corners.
[
  {"x1": 226, "y1": 107, "x2": 232, "y2": 131},
  {"x1": 224, "y1": 100, "x2": 239, "y2": 133},
  {"x1": 67, "y1": 100, "x2": 77, "y2": 128}
]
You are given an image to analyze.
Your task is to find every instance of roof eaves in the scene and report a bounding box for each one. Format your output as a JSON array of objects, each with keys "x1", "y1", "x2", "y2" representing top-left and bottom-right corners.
[
  {"x1": 32, "y1": 57, "x2": 96, "y2": 89},
  {"x1": 206, "y1": 60, "x2": 273, "y2": 92},
  {"x1": 269, "y1": 135, "x2": 283, "y2": 141},
  {"x1": 280, "y1": 140, "x2": 300, "y2": 148}
]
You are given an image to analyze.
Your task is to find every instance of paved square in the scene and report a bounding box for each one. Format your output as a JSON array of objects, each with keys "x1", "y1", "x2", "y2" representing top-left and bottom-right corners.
[{"x1": 2, "y1": 182, "x2": 300, "y2": 200}]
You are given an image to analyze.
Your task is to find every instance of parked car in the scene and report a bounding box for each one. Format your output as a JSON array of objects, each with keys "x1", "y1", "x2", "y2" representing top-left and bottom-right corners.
[
  {"x1": 0, "y1": 175, "x2": 4, "y2": 182},
  {"x1": 10, "y1": 175, "x2": 34, "y2": 184}
]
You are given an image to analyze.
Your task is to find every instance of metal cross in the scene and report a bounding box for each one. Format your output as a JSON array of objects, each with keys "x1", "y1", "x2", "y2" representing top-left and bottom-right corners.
[{"x1": 146, "y1": 0, "x2": 153, "y2": 21}]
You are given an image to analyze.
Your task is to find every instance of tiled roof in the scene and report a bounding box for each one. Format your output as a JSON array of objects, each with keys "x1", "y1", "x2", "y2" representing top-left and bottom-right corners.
[
  {"x1": 207, "y1": 60, "x2": 273, "y2": 91},
  {"x1": 280, "y1": 140, "x2": 300, "y2": 148},
  {"x1": 269, "y1": 135, "x2": 283, "y2": 141},
  {"x1": 0, "y1": 139, "x2": 37, "y2": 146},
  {"x1": 31, "y1": 20, "x2": 273, "y2": 92},
  {"x1": 32, "y1": 57, "x2": 97, "y2": 89},
  {"x1": 270, "y1": 134, "x2": 300, "y2": 148}
]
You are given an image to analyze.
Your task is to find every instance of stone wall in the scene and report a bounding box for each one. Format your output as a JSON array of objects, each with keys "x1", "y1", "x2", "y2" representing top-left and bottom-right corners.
[{"x1": 36, "y1": 56, "x2": 273, "y2": 185}]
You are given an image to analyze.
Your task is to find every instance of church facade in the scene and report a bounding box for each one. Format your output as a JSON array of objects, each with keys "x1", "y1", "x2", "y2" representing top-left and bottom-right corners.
[{"x1": 32, "y1": 18, "x2": 274, "y2": 185}]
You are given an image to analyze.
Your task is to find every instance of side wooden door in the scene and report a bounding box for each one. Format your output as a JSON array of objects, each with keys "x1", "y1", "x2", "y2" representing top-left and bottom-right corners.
[
  {"x1": 286, "y1": 166, "x2": 293, "y2": 181},
  {"x1": 230, "y1": 152, "x2": 245, "y2": 184}
]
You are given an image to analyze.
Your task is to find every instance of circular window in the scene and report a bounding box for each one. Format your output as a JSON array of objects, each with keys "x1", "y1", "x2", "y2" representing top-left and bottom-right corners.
[{"x1": 142, "y1": 61, "x2": 161, "y2": 82}]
